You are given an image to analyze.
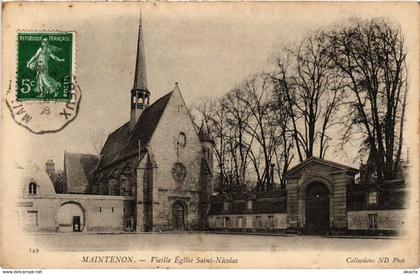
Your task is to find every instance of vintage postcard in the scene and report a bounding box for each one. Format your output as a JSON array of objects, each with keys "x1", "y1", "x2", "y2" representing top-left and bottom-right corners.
[{"x1": 1, "y1": 2, "x2": 419, "y2": 269}]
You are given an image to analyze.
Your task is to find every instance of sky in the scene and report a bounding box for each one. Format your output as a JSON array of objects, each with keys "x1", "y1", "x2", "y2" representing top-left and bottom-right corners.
[{"x1": 3, "y1": 2, "x2": 417, "y2": 171}]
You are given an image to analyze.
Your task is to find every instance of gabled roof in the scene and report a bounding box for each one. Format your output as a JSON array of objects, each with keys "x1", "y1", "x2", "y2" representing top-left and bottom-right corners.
[
  {"x1": 97, "y1": 91, "x2": 173, "y2": 170},
  {"x1": 17, "y1": 167, "x2": 57, "y2": 196},
  {"x1": 285, "y1": 156, "x2": 358, "y2": 178},
  {"x1": 64, "y1": 152, "x2": 99, "y2": 194},
  {"x1": 208, "y1": 190, "x2": 287, "y2": 215},
  {"x1": 208, "y1": 197, "x2": 287, "y2": 215}
]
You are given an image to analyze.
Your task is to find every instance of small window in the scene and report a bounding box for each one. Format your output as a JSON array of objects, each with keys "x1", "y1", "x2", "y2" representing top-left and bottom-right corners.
[
  {"x1": 247, "y1": 200, "x2": 253, "y2": 210},
  {"x1": 368, "y1": 191, "x2": 378, "y2": 205},
  {"x1": 224, "y1": 201, "x2": 230, "y2": 211},
  {"x1": 256, "y1": 216, "x2": 262, "y2": 228},
  {"x1": 26, "y1": 211, "x2": 38, "y2": 225},
  {"x1": 224, "y1": 217, "x2": 230, "y2": 228},
  {"x1": 126, "y1": 219, "x2": 133, "y2": 231},
  {"x1": 123, "y1": 206, "x2": 125, "y2": 213},
  {"x1": 216, "y1": 217, "x2": 222, "y2": 228},
  {"x1": 238, "y1": 217, "x2": 244, "y2": 228},
  {"x1": 368, "y1": 214, "x2": 378, "y2": 230},
  {"x1": 112, "y1": 207, "x2": 114, "y2": 213},
  {"x1": 99, "y1": 206, "x2": 102, "y2": 212},
  {"x1": 28, "y1": 182, "x2": 37, "y2": 195},
  {"x1": 354, "y1": 173, "x2": 361, "y2": 184},
  {"x1": 268, "y1": 216, "x2": 275, "y2": 228},
  {"x1": 371, "y1": 170, "x2": 378, "y2": 179},
  {"x1": 178, "y1": 132, "x2": 186, "y2": 147}
]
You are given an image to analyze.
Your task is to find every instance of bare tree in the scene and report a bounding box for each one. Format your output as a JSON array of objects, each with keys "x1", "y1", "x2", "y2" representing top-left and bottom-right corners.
[
  {"x1": 327, "y1": 18, "x2": 408, "y2": 181},
  {"x1": 220, "y1": 88, "x2": 254, "y2": 187},
  {"x1": 269, "y1": 78, "x2": 295, "y2": 188},
  {"x1": 235, "y1": 74, "x2": 284, "y2": 191},
  {"x1": 194, "y1": 98, "x2": 226, "y2": 193},
  {"x1": 271, "y1": 31, "x2": 345, "y2": 162},
  {"x1": 194, "y1": 72, "x2": 298, "y2": 193}
]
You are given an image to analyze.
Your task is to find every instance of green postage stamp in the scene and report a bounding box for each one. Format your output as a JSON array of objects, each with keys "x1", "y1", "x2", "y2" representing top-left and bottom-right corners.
[
  {"x1": 6, "y1": 31, "x2": 80, "y2": 134},
  {"x1": 17, "y1": 32, "x2": 73, "y2": 101}
]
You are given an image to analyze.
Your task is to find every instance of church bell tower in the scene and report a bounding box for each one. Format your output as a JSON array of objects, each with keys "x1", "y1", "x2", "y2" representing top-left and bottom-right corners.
[{"x1": 130, "y1": 13, "x2": 150, "y2": 130}]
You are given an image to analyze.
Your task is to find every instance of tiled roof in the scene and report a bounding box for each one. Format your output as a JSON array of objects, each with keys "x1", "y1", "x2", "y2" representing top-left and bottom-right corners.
[
  {"x1": 348, "y1": 180, "x2": 407, "y2": 211},
  {"x1": 64, "y1": 152, "x2": 99, "y2": 194},
  {"x1": 210, "y1": 190, "x2": 285, "y2": 202},
  {"x1": 208, "y1": 202, "x2": 224, "y2": 215},
  {"x1": 208, "y1": 193, "x2": 287, "y2": 215},
  {"x1": 97, "y1": 91, "x2": 173, "y2": 170}
]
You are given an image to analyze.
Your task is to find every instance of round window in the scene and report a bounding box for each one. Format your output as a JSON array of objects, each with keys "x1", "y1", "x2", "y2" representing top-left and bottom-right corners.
[{"x1": 172, "y1": 162, "x2": 186, "y2": 183}]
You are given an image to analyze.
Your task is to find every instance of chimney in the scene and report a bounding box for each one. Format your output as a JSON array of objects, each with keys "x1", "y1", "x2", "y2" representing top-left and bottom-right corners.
[{"x1": 45, "y1": 159, "x2": 55, "y2": 177}]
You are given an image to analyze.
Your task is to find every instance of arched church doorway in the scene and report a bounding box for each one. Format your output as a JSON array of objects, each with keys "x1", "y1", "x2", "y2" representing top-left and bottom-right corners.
[
  {"x1": 172, "y1": 202, "x2": 185, "y2": 230},
  {"x1": 305, "y1": 182, "x2": 330, "y2": 235},
  {"x1": 56, "y1": 202, "x2": 85, "y2": 232}
]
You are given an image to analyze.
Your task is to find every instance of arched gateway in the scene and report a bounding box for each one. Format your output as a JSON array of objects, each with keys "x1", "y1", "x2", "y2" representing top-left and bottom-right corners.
[
  {"x1": 56, "y1": 201, "x2": 85, "y2": 232},
  {"x1": 305, "y1": 182, "x2": 330, "y2": 235},
  {"x1": 285, "y1": 157, "x2": 358, "y2": 234}
]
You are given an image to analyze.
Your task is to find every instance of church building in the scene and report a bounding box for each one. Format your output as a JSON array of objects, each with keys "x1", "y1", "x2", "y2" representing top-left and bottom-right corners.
[
  {"x1": 15, "y1": 16, "x2": 214, "y2": 233},
  {"x1": 90, "y1": 15, "x2": 214, "y2": 232}
]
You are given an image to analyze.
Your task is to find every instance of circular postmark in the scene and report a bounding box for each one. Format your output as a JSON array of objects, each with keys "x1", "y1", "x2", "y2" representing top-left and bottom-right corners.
[{"x1": 5, "y1": 76, "x2": 81, "y2": 134}]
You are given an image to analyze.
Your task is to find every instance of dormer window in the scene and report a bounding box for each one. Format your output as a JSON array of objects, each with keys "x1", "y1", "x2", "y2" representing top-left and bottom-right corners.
[
  {"x1": 247, "y1": 200, "x2": 253, "y2": 210},
  {"x1": 371, "y1": 170, "x2": 378, "y2": 179},
  {"x1": 28, "y1": 181, "x2": 37, "y2": 195},
  {"x1": 178, "y1": 132, "x2": 186, "y2": 147},
  {"x1": 354, "y1": 173, "x2": 361, "y2": 184},
  {"x1": 368, "y1": 190, "x2": 378, "y2": 205},
  {"x1": 223, "y1": 201, "x2": 230, "y2": 211}
]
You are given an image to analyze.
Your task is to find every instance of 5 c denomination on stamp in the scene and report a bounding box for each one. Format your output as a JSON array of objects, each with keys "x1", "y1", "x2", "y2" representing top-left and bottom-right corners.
[
  {"x1": 6, "y1": 31, "x2": 80, "y2": 134},
  {"x1": 17, "y1": 32, "x2": 73, "y2": 101}
]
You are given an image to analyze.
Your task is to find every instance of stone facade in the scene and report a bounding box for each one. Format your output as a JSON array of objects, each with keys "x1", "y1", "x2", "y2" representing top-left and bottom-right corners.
[
  {"x1": 347, "y1": 209, "x2": 406, "y2": 233},
  {"x1": 208, "y1": 213, "x2": 288, "y2": 231},
  {"x1": 284, "y1": 157, "x2": 358, "y2": 234},
  {"x1": 16, "y1": 169, "x2": 135, "y2": 232},
  {"x1": 136, "y1": 88, "x2": 210, "y2": 231},
  {"x1": 207, "y1": 191, "x2": 288, "y2": 233},
  {"x1": 17, "y1": 194, "x2": 135, "y2": 232}
]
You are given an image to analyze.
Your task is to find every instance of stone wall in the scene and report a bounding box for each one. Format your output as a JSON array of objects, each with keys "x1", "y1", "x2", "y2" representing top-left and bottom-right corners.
[
  {"x1": 208, "y1": 213, "x2": 287, "y2": 230},
  {"x1": 285, "y1": 158, "x2": 356, "y2": 233},
  {"x1": 17, "y1": 194, "x2": 135, "y2": 232},
  {"x1": 347, "y1": 209, "x2": 406, "y2": 232}
]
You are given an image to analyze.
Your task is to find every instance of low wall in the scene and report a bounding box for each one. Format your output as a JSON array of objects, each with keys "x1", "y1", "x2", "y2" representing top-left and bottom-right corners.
[
  {"x1": 208, "y1": 213, "x2": 287, "y2": 231},
  {"x1": 17, "y1": 194, "x2": 135, "y2": 232},
  {"x1": 347, "y1": 209, "x2": 406, "y2": 234}
]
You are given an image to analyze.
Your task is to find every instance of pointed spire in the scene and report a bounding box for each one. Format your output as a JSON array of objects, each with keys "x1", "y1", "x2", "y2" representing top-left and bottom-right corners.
[
  {"x1": 132, "y1": 11, "x2": 148, "y2": 93},
  {"x1": 130, "y1": 12, "x2": 150, "y2": 130},
  {"x1": 199, "y1": 120, "x2": 209, "y2": 136},
  {"x1": 199, "y1": 120, "x2": 213, "y2": 143}
]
